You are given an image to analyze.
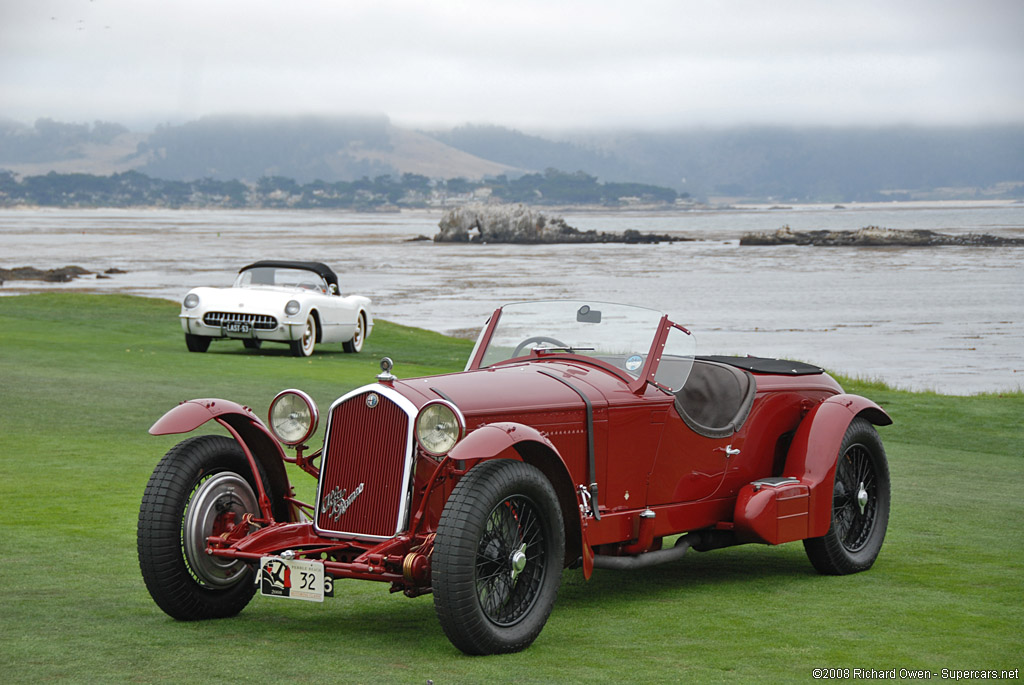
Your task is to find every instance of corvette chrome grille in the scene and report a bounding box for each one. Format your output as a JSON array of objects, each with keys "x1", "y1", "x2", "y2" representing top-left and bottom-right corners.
[
  {"x1": 315, "y1": 388, "x2": 414, "y2": 539},
  {"x1": 203, "y1": 311, "x2": 278, "y2": 330}
]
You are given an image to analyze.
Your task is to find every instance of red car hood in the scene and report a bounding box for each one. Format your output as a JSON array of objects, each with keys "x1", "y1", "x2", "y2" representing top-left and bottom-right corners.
[{"x1": 391, "y1": 359, "x2": 630, "y2": 420}]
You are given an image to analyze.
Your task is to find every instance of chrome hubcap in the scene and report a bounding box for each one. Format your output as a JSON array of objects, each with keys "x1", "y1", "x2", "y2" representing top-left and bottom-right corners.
[
  {"x1": 302, "y1": 320, "x2": 314, "y2": 352},
  {"x1": 857, "y1": 481, "x2": 869, "y2": 515},
  {"x1": 183, "y1": 472, "x2": 257, "y2": 588},
  {"x1": 510, "y1": 544, "x2": 527, "y2": 584}
]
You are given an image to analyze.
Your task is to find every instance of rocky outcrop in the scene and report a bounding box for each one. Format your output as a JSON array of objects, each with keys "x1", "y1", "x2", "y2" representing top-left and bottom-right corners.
[
  {"x1": 434, "y1": 204, "x2": 686, "y2": 244},
  {"x1": 740, "y1": 225, "x2": 1024, "y2": 247},
  {"x1": 0, "y1": 266, "x2": 127, "y2": 283},
  {"x1": 0, "y1": 266, "x2": 92, "y2": 282}
]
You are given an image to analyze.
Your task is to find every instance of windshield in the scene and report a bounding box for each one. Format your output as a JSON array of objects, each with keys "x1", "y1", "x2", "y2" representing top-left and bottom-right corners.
[
  {"x1": 472, "y1": 300, "x2": 696, "y2": 390},
  {"x1": 234, "y1": 267, "x2": 328, "y2": 294}
]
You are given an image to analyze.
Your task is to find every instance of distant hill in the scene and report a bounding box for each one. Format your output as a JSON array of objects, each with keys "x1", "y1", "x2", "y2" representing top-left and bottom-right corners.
[
  {"x1": 430, "y1": 125, "x2": 1024, "y2": 202},
  {"x1": 0, "y1": 117, "x2": 149, "y2": 176},
  {"x1": 593, "y1": 126, "x2": 1024, "y2": 201},
  {"x1": 136, "y1": 115, "x2": 520, "y2": 183},
  {"x1": 0, "y1": 115, "x2": 520, "y2": 184},
  {"x1": 2, "y1": 115, "x2": 1022, "y2": 202}
]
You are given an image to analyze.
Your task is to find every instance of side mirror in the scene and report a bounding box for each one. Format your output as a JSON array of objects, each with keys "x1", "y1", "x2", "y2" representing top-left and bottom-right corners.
[{"x1": 576, "y1": 304, "x2": 602, "y2": 323}]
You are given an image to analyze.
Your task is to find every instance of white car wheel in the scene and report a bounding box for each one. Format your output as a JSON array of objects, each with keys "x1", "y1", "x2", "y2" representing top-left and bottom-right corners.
[
  {"x1": 290, "y1": 315, "x2": 316, "y2": 357},
  {"x1": 343, "y1": 312, "x2": 366, "y2": 353}
]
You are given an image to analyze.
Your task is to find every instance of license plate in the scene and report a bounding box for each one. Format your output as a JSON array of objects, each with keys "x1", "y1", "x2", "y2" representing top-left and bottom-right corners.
[
  {"x1": 259, "y1": 556, "x2": 326, "y2": 602},
  {"x1": 225, "y1": 322, "x2": 251, "y2": 334}
]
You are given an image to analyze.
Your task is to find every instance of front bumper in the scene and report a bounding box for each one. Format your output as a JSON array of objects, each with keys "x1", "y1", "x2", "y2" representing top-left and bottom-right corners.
[{"x1": 180, "y1": 312, "x2": 305, "y2": 342}]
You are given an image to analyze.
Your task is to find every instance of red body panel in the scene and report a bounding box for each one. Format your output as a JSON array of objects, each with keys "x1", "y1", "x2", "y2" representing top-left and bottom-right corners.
[{"x1": 734, "y1": 481, "x2": 811, "y2": 544}]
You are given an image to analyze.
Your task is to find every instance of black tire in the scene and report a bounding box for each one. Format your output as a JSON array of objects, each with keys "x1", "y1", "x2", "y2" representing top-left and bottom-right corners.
[
  {"x1": 804, "y1": 418, "x2": 890, "y2": 575},
  {"x1": 242, "y1": 339, "x2": 262, "y2": 350},
  {"x1": 185, "y1": 334, "x2": 210, "y2": 353},
  {"x1": 289, "y1": 314, "x2": 316, "y2": 357},
  {"x1": 138, "y1": 435, "x2": 266, "y2": 620},
  {"x1": 432, "y1": 459, "x2": 565, "y2": 655},
  {"x1": 342, "y1": 312, "x2": 366, "y2": 353}
]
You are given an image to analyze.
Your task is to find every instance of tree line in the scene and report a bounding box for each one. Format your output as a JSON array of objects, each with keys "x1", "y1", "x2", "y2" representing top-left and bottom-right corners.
[{"x1": 0, "y1": 168, "x2": 684, "y2": 210}]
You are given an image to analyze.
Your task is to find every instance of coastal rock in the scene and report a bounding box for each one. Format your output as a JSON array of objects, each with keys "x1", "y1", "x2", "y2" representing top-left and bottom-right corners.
[
  {"x1": 0, "y1": 266, "x2": 128, "y2": 283},
  {"x1": 434, "y1": 204, "x2": 686, "y2": 244},
  {"x1": 0, "y1": 265, "x2": 93, "y2": 282},
  {"x1": 740, "y1": 225, "x2": 1024, "y2": 247}
]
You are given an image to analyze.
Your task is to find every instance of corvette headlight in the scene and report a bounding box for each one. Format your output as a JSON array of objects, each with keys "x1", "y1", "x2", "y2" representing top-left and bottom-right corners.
[
  {"x1": 285, "y1": 300, "x2": 301, "y2": 316},
  {"x1": 268, "y1": 389, "x2": 319, "y2": 445},
  {"x1": 415, "y1": 400, "x2": 465, "y2": 457},
  {"x1": 183, "y1": 293, "x2": 199, "y2": 309}
]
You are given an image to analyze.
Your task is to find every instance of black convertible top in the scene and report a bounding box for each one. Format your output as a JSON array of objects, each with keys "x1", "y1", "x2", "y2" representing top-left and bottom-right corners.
[
  {"x1": 239, "y1": 260, "x2": 339, "y2": 290},
  {"x1": 697, "y1": 355, "x2": 824, "y2": 376}
]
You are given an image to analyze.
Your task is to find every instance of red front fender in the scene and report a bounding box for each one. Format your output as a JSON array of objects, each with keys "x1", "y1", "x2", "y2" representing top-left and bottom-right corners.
[
  {"x1": 449, "y1": 422, "x2": 586, "y2": 577},
  {"x1": 448, "y1": 422, "x2": 556, "y2": 462},
  {"x1": 149, "y1": 398, "x2": 262, "y2": 435},
  {"x1": 784, "y1": 394, "x2": 892, "y2": 538},
  {"x1": 149, "y1": 398, "x2": 294, "y2": 523}
]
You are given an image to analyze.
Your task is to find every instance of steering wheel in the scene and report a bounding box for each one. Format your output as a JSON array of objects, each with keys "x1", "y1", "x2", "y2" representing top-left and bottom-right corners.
[{"x1": 512, "y1": 336, "x2": 569, "y2": 357}]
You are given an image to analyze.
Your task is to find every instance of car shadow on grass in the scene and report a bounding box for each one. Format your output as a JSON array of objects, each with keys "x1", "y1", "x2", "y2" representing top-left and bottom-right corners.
[
  {"x1": 560, "y1": 543, "x2": 819, "y2": 604},
  {"x1": 203, "y1": 543, "x2": 821, "y2": 654}
]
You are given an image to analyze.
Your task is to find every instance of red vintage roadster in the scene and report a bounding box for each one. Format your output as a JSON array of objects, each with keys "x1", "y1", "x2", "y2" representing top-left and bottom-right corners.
[{"x1": 138, "y1": 300, "x2": 891, "y2": 654}]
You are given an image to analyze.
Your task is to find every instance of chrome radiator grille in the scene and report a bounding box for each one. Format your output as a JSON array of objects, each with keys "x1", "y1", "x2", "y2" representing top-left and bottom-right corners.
[
  {"x1": 315, "y1": 388, "x2": 414, "y2": 539},
  {"x1": 203, "y1": 311, "x2": 278, "y2": 330}
]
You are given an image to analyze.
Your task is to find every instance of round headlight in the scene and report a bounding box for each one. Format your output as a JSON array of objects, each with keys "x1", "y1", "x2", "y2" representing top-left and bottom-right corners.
[
  {"x1": 268, "y1": 389, "x2": 319, "y2": 445},
  {"x1": 285, "y1": 300, "x2": 301, "y2": 316},
  {"x1": 415, "y1": 400, "x2": 465, "y2": 457},
  {"x1": 183, "y1": 293, "x2": 199, "y2": 309}
]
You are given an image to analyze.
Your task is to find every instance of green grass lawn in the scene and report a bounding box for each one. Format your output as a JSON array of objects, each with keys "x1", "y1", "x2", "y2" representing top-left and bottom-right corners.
[{"x1": 1, "y1": 293, "x2": 1021, "y2": 683}]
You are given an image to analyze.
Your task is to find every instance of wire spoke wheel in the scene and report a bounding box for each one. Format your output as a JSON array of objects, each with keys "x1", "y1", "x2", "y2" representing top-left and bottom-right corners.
[
  {"x1": 474, "y1": 495, "x2": 546, "y2": 626},
  {"x1": 832, "y1": 444, "x2": 877, "y2": 552},
  {"x1": 433, "y1": 459, "x2": 565, "y2": 655}
]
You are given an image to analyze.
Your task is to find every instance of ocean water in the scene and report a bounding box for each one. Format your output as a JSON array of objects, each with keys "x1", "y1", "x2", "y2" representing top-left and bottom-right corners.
[{"x1": 1, "y1": 202, "x2": 1022, "y2": 395}]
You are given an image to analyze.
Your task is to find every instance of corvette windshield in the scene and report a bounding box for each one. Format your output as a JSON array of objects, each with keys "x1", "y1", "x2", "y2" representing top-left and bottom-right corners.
[
  {"x1": 234, "y1": 267, "x2": 327, "y2": 293},
  {"x1": 474, "y1": 300, "x2": 696, "y2": 388}
]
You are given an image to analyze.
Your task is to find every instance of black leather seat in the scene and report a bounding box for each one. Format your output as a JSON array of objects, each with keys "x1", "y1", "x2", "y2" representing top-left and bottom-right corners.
[{"x1": 674, "y1": 360, "x2": 756, "y2": 439}]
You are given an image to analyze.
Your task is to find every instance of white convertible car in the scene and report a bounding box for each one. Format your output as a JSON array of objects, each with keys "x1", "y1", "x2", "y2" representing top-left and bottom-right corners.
[{"x1": 179, "y1": 261, "x2": 373, "y2": 356}]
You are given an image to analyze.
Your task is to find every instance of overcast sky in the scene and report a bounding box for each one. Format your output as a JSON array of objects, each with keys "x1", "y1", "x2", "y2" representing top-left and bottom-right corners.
[{"x1": 2, "y1": 0, "x2": 1023, "y2": 131}]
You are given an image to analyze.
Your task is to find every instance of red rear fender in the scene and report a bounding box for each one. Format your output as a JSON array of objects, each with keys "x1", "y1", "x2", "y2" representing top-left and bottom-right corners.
[{"x1": 784, "y1": 394, "x2": 891, "y2": 537}]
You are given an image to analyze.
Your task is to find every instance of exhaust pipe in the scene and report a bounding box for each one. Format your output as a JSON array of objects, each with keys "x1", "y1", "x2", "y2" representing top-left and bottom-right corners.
[
  {"x1": 592, "y1": 534, "x2": 695, "y2": 571},
  {"x1": 591, "y1": 530, "x2": 738, "y2": 571}
]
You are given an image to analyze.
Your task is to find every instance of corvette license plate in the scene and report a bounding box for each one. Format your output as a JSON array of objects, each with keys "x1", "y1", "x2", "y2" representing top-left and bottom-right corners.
[
  {"x1": 225, "y1": 322, "x2": 251, "y2": 334},
  {"x1": 259, "y1": 556, "x2": 326, "y2": 602}
]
